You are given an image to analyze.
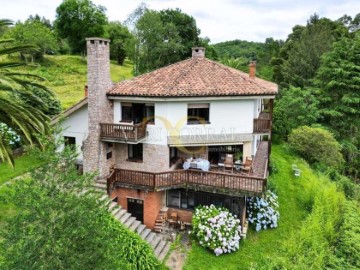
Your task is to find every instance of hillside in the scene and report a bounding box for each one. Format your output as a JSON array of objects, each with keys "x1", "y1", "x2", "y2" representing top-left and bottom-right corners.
[
  {"x1": 184, "y1": 144, "x2": 357, "y2": 269},
  {"x1": 17, "y1": 55, "x2": 134, "y2": 110},
  {"x1": 213, "y1": 40, "x2": 273, "y2": 81}
]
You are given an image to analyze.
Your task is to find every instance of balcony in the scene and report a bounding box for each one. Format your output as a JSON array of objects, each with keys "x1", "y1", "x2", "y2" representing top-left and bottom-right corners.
[
  {"x1": 253, "y1": 112, "x2": 271, "y2": 133},
  {"x1": 100, "y1": 123, "x2": 146, "y2": 143},
  {"x1": 107, "y1": 141, "x2": 269, "y2": 196}
]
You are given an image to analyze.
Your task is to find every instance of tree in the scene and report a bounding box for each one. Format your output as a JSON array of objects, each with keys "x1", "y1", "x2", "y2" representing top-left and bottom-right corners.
[
  {"x1": 272, "y1": 14, "x2": 348, "y2": 88},
  {"x1": 273, "y1": 86, "x2": 320, "y2": 138},
  {"x1": 0, "y1": 133, "x2": 159, "y2": 269},
  {"x1": 0, "y1": 19, "x2": 55, "y2": 166},
  {"x1": 54, "y1": 0, "x2": 108, "y2": 54},
  {"x1": 288, "y1": 126, "x2": 344, "y2": 169},
  {"x1": 315, "y1": 33, "x2": 360, "y2": 179},
  {"x1": 105, "y1": 21, "x2": 134, "y2": 65},
  {"x1": 127, "y1": 6, "x2": 202, "y2": 74},
  {"x1": 8, "y1": 20, "x2": 59, "y2": 60},
  {"x1": 26, "y1": 14, "x2": 52, "y2": 29}
]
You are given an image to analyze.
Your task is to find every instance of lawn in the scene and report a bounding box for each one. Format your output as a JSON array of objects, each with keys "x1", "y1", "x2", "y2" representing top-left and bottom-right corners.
[
  {"x1": 0, "y1": 154, "x2": 44, "y2": 186},
  {"x1": 183, "y1": 144, "x2": 320, "y2": 269},
  {"x1": 16, "y1": 55, "x2": 134, "y2": 110}
]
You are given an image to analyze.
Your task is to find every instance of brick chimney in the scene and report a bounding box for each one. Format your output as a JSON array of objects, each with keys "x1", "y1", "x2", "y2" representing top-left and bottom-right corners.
[
  {"x1": 249, "y1": 61, "x2": 256, "y2": 79},
  {"x1": 192, "y1": 47, "x2": 205, "y2": 58},
  {"x1": 83, "y1": 37, "x2": 113, "y2": 178}
]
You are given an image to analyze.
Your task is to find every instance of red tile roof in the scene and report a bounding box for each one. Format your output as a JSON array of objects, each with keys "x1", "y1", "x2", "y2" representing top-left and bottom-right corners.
[{"x1": 108, "y1": 58, "x2": 278, "y2": 97}]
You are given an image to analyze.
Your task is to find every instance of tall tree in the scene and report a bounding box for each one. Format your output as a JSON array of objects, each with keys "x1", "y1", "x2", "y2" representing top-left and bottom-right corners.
[
  {"x1": 315, "y1": 33, "x2": 360, "y2": 179},
  {"x1": 0, "y1": 19, "x2": 53, "y2": 166},
  {"x1": 105, "y1": 21, "x2": 134, "y2": 65},
  {"x1": 272, "y1": 14, "x2": 348, "y2": 88},
  {"x1": 8, "y1": 20, "x2": 59, "y2": 60},
  {"x1": 54, "y1": 0, "x2": 108, "y2": 54}
]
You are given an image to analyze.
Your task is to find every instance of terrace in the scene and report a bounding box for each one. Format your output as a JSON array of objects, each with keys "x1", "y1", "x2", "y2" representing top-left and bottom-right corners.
[{"x1": 107, "y1": 141, "x2": 269, "y2": 196}]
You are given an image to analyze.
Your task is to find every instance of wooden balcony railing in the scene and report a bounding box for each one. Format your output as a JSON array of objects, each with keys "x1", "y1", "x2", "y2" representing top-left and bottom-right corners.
[
  {"x1": 253, "y1": 118, "x2": 271, "y2": 133},
  {"x1": 107, "y1": 168, "x2": 266, "y2": 196},
  {"x1": 100, "y1": 123, "x2": 146, "y2": 142}
]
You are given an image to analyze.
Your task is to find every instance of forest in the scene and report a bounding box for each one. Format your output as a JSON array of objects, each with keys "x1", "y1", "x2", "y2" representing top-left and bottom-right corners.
[{"x1": 0, "y1": 0, "x2": 360, "y2": 269}]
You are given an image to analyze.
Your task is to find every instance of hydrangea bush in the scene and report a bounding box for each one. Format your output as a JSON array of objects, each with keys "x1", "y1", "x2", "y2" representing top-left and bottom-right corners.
[
  {"x1": 0, "y1": 123, "x2": 21, "y2": 148},
  {"x1": 247, "y1": 190, "x2": 280, "y2": 231},
  {"x1": 191, "y1": 205, "x2": 242, "y2": 256}
]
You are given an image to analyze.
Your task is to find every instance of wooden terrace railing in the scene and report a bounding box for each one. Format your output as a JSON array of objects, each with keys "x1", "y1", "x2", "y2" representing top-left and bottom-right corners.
[
  {"x1": 107, "y1": 168, "x2": 266, "y2": 196},
  {"x1": 100, "y1": 123, "x2": 146, "y2": 142},
  {"x1": 253, "y1": 118, "x2": 271, "y2": 133}
]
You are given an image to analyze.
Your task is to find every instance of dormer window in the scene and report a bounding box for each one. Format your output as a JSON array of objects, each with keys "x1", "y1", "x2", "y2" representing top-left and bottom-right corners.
[{"x1": 187, "y1": 103, "x2": 210, "y2": 124}]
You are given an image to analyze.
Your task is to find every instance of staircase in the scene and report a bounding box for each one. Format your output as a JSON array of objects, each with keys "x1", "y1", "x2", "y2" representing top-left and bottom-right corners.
[{"x1": 94, "y1": 179, "x2": 171, "y2": 261}]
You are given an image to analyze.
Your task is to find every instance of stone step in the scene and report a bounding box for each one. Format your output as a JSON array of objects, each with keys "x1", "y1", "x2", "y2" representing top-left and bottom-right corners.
[
  {"x1": 129, "y1": 220, "x2": 141, "y2": 232},
  {"x1": 158, "y1": 242, "x2": 171, "y2": 261},
  {"x1": 136, "y1": 224, "x2": 146, "y2": 235},
  {"x1": 93, "y1": 182, "x2": 106, "y2": 190},
  {"x1": 124, "y1": 217, "x2": 136, "y2": 228},
  {"x1": 150, "y1": 235, "x2": 161, "y2": 249},
  {"x1": 111, "y1": 207, "x2": 121, "y2": 216},
  {"x1": 154, "y1": 240, "x2": 167, "y2": 258},
  {"x1": 108, "y1": 202, "x2": 118, "y2": 211},
  {"x1": 146, "y1": 232, "x2": 156, "y2": 243},
  {"x1": 140, "y1": 228, "x2": 151, "y2": 240},
  {"x1": 114, "y1": 209, "x2": 127, "y2": 220},
  {"x1": 154, "y1": 225, "x2": 163, "y2": 233},
  {"x1": 119, "y1": 213, "x2": 131, "y2": 223},
  {"x1": 96, "y1": 178, "x2": 107, "y2": 184},
  {"x1": 99, "y1": 194, "x2": 109, "y2": 202}
]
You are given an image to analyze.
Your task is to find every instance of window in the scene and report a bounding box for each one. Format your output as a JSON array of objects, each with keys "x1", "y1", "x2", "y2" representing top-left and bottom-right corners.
[
  {"x1": 128, "y1": 144, "x2": 143, "y2": 162},
  {"x1": 121, "y1": 103, "x2": 132, "y2": 122},
  {"x1": 106, "y1": 143, "x2": 113, "y2": 160},
  {"x1": 64, "y1": 136, "x2": 76, "y2": 147},
  {"x1": 187, "y1": 103, "x2": 209, "y2": 124},
  {"x1": 167, "y1": 189, "x2": 194, "y2": 210},
  {"x1": 145, "y1": 104, "x2": 155, "y2": 124}
]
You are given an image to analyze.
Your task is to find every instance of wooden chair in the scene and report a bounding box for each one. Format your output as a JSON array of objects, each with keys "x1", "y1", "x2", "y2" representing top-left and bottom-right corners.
[
  {"x1": 240, "y1": 156, "x2": 253, "y2": 174},
  {"x1": 224, "y1": 154, "x2": 234, "y2": 173},
  {"x1": 168, "y1": 212, "x2": 179, "y2": 229}
]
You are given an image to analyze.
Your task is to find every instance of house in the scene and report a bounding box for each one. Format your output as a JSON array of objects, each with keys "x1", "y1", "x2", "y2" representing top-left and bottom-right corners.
[{"x1": 58, "y1": 37, "x2": 278, "y2": 232}]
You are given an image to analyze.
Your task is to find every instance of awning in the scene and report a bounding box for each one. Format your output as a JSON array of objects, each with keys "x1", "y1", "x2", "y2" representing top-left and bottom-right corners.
[{"x1": 168, "y1": 133, "x2": 253, "y2": 147}]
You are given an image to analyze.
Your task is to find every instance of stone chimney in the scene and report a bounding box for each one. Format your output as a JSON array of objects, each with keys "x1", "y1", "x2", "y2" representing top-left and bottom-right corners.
[
  {"x1": 249, "y1": 61, "x2": 256, "y2": 79},
  {"x1": 192, "y1": 47, "x2": 205, "y2": 58},
  {"x1": 83, "y1": 37, "x2": 113, "y2": 178}
]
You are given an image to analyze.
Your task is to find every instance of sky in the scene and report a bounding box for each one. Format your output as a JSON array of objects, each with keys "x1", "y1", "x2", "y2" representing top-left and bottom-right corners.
[{"x1": 0, "y1": 0, "x2": 359, "y2": 43}]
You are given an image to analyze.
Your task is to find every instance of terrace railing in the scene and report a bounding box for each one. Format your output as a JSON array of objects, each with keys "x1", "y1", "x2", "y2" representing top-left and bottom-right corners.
[
  {"x1": 100, "y1": 123, "x2": 146, "y2": 143},
  {"x1": 107, "y1": 168, "x2": 266, "y2": 196}
]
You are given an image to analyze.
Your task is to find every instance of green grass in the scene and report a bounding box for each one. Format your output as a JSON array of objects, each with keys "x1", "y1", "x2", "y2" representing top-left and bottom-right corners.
[
  {"x1": 13, "y1": 55, "x2": 134, "y2": 110},
  {"x1": 183, "y1": 144, "x2": 330, "y2": 269},
  {"x1": 0, "y1": 154, "x2": 43, "y2": 186}
]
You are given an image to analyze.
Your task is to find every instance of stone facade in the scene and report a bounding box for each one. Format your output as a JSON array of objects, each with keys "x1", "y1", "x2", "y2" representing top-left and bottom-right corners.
[
  {"x1": 83, "y1": 38, "x2": 114, "y2": 178},
  {"x1": 111, "y1": 187, "x2": 164, "y2": 229},
  {"x1": 114, "y1": 143, "x2": 170, "y2": 172}
]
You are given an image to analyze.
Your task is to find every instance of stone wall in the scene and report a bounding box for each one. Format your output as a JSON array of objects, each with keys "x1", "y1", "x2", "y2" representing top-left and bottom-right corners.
[
  {"x1": 114, "y1": 143, "x2": 170, "y2": 172},
  {"x1": 111, "y1": 187, "x2": 164, "y2": 229},
  {"x1": 83, "y1": 38, "x2": 114, "y2": 178}
]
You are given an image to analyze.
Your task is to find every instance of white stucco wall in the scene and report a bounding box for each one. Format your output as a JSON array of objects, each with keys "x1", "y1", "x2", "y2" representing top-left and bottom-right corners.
[
  {"x1": 113, "y1": 98, "x2": 261, "y2": 148},
  {"x1": 60, "y1": 105, "x2": 88, "y2": 160}
]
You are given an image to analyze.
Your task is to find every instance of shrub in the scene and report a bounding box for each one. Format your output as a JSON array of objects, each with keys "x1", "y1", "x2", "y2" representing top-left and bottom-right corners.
[
  {"x1": 247, "y1": 190, "x2": 280, "y2": 231},
  {"x1": 191, "y1": 205, "x2": 242, "y2": 256},
  {"x1": 0, "y1": 123, "x2": 21, "y2": 149},
  {"x1": 288, "y1": 126, "x2": 344, "y2": 169}
]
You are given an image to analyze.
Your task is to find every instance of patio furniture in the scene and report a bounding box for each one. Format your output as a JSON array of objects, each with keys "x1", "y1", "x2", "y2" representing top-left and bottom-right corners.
[
  {"x1": 292, "y1": 164, "x2": 301, "y2": 177},
  {"x1": 183, "y1": 158, "x2": 210, "y2": 171},
  {"x1": 240, "y1": 156, "x2": 253, "y2": 174},
  {"x1": 168, "y1": 212, "x2": 179, "y2": 229},
  {"x1": 224, "y1": 154, "x2": 234, "y2": 173}
]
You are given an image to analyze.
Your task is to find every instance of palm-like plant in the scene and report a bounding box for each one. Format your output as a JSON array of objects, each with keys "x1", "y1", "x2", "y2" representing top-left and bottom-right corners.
[{"x1": 0, "y1": 19, "x2": 54, "y2": 166}]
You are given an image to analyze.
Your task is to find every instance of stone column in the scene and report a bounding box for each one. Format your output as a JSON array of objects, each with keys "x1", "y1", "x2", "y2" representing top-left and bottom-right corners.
[{"x1": 83, "y1": 38, "x2": 113, "y2": 178}]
